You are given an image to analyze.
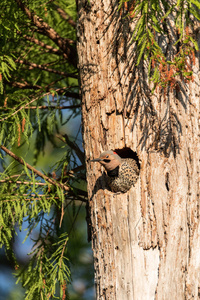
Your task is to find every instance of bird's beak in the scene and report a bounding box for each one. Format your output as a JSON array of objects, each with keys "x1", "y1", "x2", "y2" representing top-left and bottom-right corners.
[{"x1": 91, "y1": 158, "x2": 102, "y2": 162}]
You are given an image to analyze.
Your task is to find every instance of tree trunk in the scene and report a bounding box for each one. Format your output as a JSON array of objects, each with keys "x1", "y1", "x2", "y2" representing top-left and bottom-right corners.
[{"x1": 77, "y1": 1, "x2": 200, "y2": 299}]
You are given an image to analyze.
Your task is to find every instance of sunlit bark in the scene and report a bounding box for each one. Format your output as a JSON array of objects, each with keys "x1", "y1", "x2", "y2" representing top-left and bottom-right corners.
[{"x1": 77, "y1": 1, "x2": 200, "y2": 298}]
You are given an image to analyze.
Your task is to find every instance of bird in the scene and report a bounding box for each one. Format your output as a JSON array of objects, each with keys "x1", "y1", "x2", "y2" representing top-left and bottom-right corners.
[{"x1": 91, "y1": 150, "x2": 139, "y2": 193}]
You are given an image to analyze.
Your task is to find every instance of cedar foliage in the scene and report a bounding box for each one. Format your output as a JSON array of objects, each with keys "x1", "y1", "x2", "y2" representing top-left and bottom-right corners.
[
  {"x1": 119, "y1": 0, "x2": 199, "y2": 92},
  {"x1": 0, "y1": 0, "x2": 86, "y2": 299},
  {"x1": 0, "y1": 0, "x2": 199, "y2": 299}
]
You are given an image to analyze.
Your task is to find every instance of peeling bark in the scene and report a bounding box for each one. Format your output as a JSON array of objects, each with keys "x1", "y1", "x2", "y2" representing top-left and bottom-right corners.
[{"x1": 77, "y1": 0, "x2": 200, "y2": 299}]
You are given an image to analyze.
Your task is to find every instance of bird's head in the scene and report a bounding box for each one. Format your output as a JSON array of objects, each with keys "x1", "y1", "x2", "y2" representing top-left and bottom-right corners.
[{"x1": 91, "y1": 150, "x2": 121, "y2": 172}]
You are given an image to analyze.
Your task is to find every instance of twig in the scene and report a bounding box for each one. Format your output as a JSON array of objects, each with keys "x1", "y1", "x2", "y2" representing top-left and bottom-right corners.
[
  {"x1": 0, "y1": 88, "x2": 67, "y2": 122},
  {"x1": 24, "y1": 105, "x2": 80, "y2": 110},
  {"x1": 0, "y1": 105, "x2": 81, "y2": 110},
  {"x1": 0, "y1": 174, "x2": 22, "y2": 179},
  {"x1": 59, "y1": 201, "x2": 65, "y2": 228},
  {"x1": 6, "y1": 78, "x2": 80, "y2": 99},
  {"x1": 23, "y1": 34, "x2": 63, "y2": 55},
  {"x1": 16, "y1": 59, "x2": 78, "y2": 78},
  {"x1": 7, "y1": 81, "x2": 42, "y2": 90},
  {"x1": 0, "y1": 179, "x2": 47, "y2": 185},
  {"x1": 59, "y1": 228, "x2": 69, "y2": 268},
  {"x1": 1, "y1": 193, "x2": 87, "y2": 203},
  {"x1": 0, "y1": 145, "x2": 69, "y2": 191}
]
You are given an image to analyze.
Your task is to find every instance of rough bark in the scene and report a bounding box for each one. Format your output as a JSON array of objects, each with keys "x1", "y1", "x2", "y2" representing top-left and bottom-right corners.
[{"x1": 77, "y1": 0, "x2": 200, "y2": 299}]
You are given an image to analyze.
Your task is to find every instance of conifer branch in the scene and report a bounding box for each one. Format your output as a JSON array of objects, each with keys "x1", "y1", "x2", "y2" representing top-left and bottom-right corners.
[
  {"x1": 0, "y1": 179, "x2": 47, "y2": 185},
  {"x1": 0, "y1": 147, "x2": 87, "y2": 202},
  {"x1": 7, "y1": 80, "x2": 80, "y2": 99},
  {"x1": 1, "y1": 192, "x2": 87, "y2": 203},
  {"x1": 8, "y1": 81, "x2": 42, "y2": 90},
  {"x1": 0, "y1": 88, "x2": 73, "y2": 122},
  {"x1": 15, "y1": 59, "x2": 78, "y2": 78},
  {"x1": 22, "y1": 35, "x2": 63, "y2": 55},
  {"x1": 0, "y1": 105, "x2": 80, "y2": 111},
  {"x1": 54, "y1": 5, "x2": 76, "y2": 28},
  {"x1": 23, "y1": 105, "x2": 81, "y2": 110},
  {"x1": 14, "y1": 0, "x2": 77, "y2": 67},
  {"x1": 0, "y1": 145, "x2": 70, "y2": 191}
]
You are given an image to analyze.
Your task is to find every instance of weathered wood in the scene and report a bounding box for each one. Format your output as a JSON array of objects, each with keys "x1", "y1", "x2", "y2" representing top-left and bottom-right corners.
[{"x1": 77, "y1": 0, "x2": 200, "y2": 299}]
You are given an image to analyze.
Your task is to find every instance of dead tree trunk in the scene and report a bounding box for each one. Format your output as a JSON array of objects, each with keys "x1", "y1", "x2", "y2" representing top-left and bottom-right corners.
[{"x1": 77, "y1": 0, "x2": 200, "y2": 299}]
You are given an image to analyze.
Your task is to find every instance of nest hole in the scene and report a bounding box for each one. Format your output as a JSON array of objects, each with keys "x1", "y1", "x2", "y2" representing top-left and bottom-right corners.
[{"x1": 114, "y1": 147, "x2": 140, "y2": 170}]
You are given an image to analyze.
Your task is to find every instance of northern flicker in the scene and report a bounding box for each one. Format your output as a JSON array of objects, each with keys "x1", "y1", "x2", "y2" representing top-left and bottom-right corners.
[{"x1": 91, "y1": 150, "x2": 139, "y2": 193}]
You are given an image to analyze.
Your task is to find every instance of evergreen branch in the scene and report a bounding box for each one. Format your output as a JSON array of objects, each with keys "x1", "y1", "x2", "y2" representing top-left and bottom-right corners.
[
  {"x1": 0, "y1": 105, "x2": 81, "y2": 110},
  {"x1": 15, "y1": 59, "x2": 78, "y2": 78},
  {"x1": 22, "y1": 34, "x2": 64, "y2": 55},
  {"x1": 0, "y1": 88, "x2": 71, "y2": 122},
  {"x1": 1, "y1": 193, "x2": 87, "y2": 203},
  {"x1": 7, "y1": 75, "x2": 65, "y2": 91},
  {"x1": 54, "y1": 4, "x2": 76, "y2": 28},
  {"x1": 0, "y1": 179, "x2": 47, "y2": 185},
  {"x1": 7, "y1": 79, "x2": 80, "y2": 99},
  {"x1": 0, "y1": 174, "x2": 22, "y2": 179},
  {"x1": 1, "y1": 197, "x2": 40, "y2": 203},
  {"x1": 21, "y1": 105, "x2": 81, "y2": 110},
  {"x1": 59, "y1": 231, "x2": 70, "y2": 269},
  {"x1": 7, "y1": 72, "x2": 80, "y2": 98},
  {"x1": 14, "y1": 0, "x2": 77, "y2": 67},
  {"x1": 60, "y1": 201, "x2": 65, "y2": 228},
  {"x1": 125, "y1": 0, "x2": 199, "y2": 90},
  {"x1": 0, "y1": 145, "x2": 70, "y2": 191},
  {"x1": 1, "y1": 194, "x2": 52, "y2": 201},
  {"x1": 7, "y1": 81, "x2": 42, "y2": 90}
]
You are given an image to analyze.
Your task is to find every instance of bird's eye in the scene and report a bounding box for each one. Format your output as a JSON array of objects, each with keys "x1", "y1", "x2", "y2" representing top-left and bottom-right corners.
[{"x1": 106, "y1": 155, "x2": 109, "y2": 158}]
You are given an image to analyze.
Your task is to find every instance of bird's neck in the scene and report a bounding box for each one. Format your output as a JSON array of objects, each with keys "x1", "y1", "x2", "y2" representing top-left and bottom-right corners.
[{"x1": 107, "y1": 166, "x2": 119, "y2": 177}]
